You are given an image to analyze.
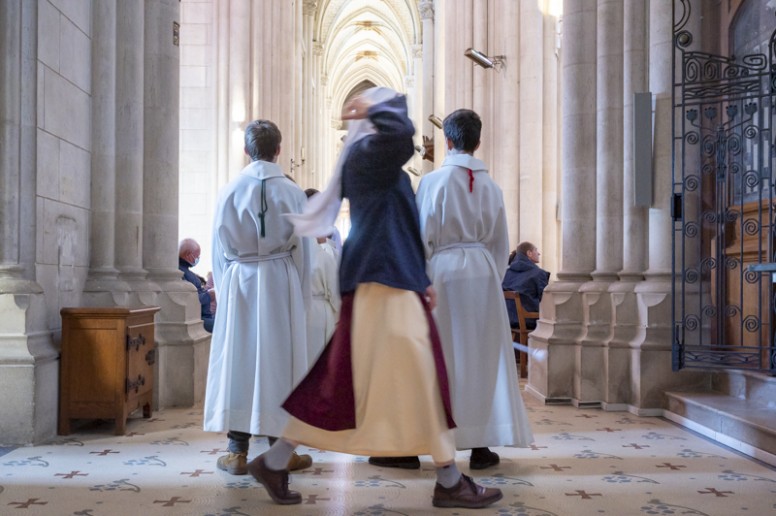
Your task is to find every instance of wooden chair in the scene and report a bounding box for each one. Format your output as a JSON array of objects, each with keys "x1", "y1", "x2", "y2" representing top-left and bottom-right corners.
[{"x1": 503, "y1": 290, "x2": 540, "y2": 378}]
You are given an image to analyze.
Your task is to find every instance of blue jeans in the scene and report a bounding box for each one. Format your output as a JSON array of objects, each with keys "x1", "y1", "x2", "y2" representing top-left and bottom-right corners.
[{"x1": 226, "y1": 430, "x2": 251, "y2": 454}]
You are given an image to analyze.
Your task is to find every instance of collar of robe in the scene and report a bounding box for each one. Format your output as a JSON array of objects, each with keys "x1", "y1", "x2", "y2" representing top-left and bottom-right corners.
[{"x1": 442, "y1": 154, "x2": 488, "y2": 193}]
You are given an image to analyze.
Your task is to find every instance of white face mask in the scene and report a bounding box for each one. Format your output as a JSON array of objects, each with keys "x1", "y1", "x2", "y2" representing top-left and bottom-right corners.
[{"x1": 192, "y1": 256, "x2": 200, "y2": 266}]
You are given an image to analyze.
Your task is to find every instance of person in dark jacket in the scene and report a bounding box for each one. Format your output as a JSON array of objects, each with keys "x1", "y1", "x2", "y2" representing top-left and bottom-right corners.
[
  {"x1": 178, "y1": 238, "x2": 215, "y2": 333},
  {"x1": 502, "y1": 241, "x2": 550, "y2": 329}
]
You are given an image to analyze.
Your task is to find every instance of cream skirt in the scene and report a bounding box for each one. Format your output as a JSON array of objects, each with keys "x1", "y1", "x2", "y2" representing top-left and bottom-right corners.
[{"x1": 283, "y1": 282, "x2": 456, "y2": 464}]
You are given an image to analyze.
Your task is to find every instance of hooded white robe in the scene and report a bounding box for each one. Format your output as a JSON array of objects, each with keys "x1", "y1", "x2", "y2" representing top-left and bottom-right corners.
[
  {"x1": 306, "y1": 240, "x2": 341, "y2": 360},
  {"x1": 416, "y1": 153, "x2": 534, "y2": 449},
  {"x1": 204, "y1": 160, "x2": 312, "y2": 438}
]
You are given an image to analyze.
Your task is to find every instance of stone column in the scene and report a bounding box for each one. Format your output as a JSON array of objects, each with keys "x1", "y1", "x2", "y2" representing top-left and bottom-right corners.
[
  {"x1": 541, "y1": 13, "x2": 560, "y2": 275},
  {"x1": 576, "y1": 0, "x2": 624, "y2": 406},
  {"x1": 471, "y1": 0, "x2": 487, "y2": 131},
  {"x1": 620, "y1": 0, "x2": 648, "y2": 281},
  {"x1": 313, "y1": 42, "x2": 324, "y2": 189},
  {"x1": 301, "y1": 1, "x2": 317, "y2": 187},
  {"x1": 494, "y1": 0, "x2": 520, "y2": 248},
  {"x1": 628, "y1": 0, "x2": 707, "y2": 411},
  {"x1": 227, "y1": 0, "x2": 251, "y2": 178},
  {"x1": 115, "y1": 1, "x2": 148, "y2": 289},
  {"x1": 518, "y1": 0, "x2": 544, "y2": 247},
  {"x1": 419, "y1": 0, "x2": 435, "y2": 173},
  {"x1": 432, "y1": 0, "x2": 448, "y2": 165},
  {"x1": 144, "y1": 0, "x2": 210, "y2": 408},
  {"x1": 0, "y1": 0, "x2": 56, "y2": 445},
  {"x1": 605, "y1": 0, "x2": 648, "y2": 410},
  {"x1": 527, "y1": 0, "x2": 597, "y2": 403},
  {"x1": 253, "y1": 0, "x2": 297, "y2": 169},
  {"x1": 84, "y1": 0, "x2": 130, "y2": 306}
]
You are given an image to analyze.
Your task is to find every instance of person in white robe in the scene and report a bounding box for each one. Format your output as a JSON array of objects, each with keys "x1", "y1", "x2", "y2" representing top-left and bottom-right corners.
[
  {"x1": 204, "y1": 119, "x2": 313, "y2": 475},
  {"x1": 303, "y1": 189, "x2": 341, "y2": 360},
  {"x1": 415, "y1": 108, "x2": 534, "y2": 470}
]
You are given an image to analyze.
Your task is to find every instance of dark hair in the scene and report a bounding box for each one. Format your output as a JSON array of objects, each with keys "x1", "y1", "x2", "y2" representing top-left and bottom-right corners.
[
  {"x1": 516, "y1": 241, "x2": 536, "y2": 256},
  {"x1": 304, "y1": 188, "x2": 319, "y2": 198},
  {"x1": 442, "y1": 109, "x2": 481, "y2": 152},
  {"x1": 244, "y1": 120, "x2": 282, "y2": 162}
]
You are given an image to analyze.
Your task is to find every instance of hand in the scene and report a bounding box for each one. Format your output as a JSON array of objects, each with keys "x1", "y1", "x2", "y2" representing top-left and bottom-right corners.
[
  {"x1": 424, "y1": 285, "x2": 437, "y2": 310},
  {"x1": 341, "y1": 96, "x2": 371, "y2": 121}
]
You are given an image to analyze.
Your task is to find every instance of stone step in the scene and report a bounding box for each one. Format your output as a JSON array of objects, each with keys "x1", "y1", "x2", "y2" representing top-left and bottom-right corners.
[
  {"x1": 711, "y1": 370, "x2": 776, "y2": 408},
  {"x1": 665, "y1": 390, "x2": 776, "y2": 466}
]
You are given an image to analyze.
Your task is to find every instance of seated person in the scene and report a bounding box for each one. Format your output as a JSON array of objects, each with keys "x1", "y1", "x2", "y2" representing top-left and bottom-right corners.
[
  {"x1": 178, "y1": 238, "x2": 215, "y2": 333},
  {"x1": 502, "y1": 241, "x2": 550, "y2": 330}
]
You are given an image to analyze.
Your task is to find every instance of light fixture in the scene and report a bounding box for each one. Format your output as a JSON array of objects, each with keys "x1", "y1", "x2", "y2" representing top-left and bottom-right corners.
[
  {"x1": 464, "y1": 48, "x2": 505, "y2": 70},
  {"x1": 406, "y1": 166, "x2": 421, "y2": 177},
  {"x1": 428, "y1": 114, "x2": 443, "y2": 129}
]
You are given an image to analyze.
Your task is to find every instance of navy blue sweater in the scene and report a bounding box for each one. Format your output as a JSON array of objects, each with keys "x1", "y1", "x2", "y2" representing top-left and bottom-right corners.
[
  {"x1": 338, "y1": 96, "x2": 431, "y2": 295},
  {"x1": 502, "y1": 254, "x2": 550, "y2": 327}
]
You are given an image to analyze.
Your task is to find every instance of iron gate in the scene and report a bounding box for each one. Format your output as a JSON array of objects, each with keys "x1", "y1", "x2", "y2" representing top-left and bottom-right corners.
[{"x1": 672, "y1": 0, "x2": 776, "y2": 372}]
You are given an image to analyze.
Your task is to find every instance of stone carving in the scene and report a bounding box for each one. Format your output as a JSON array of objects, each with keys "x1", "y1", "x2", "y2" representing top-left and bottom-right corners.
[{"x1": 419, "y1": 0, "x2": 434, "y2": 21}]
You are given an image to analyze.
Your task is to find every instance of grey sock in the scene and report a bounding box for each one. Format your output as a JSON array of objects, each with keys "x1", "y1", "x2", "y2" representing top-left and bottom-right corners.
[
  {"x1": 263, "y1": 438, "x2": 296, "y2": 471},
  {"x1": 435, "y1": 463, "x2": 462, "y2": 488}
]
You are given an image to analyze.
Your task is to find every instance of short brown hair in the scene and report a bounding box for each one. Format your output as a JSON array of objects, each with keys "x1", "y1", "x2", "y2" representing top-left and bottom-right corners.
[{"x1": 244, "y1": 120, "x2": 282, "y2": 162}]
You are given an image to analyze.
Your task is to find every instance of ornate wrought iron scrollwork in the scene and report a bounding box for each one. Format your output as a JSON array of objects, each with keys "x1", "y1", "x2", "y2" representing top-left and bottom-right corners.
[{"x1": 672, "y1": 0, "x2": 774, "y2": 373}]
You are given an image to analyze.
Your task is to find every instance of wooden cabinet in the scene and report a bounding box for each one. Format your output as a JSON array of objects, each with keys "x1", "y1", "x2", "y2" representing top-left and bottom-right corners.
[{"x1": 59, "y1": 307, "x2": 160, "y2": 435}]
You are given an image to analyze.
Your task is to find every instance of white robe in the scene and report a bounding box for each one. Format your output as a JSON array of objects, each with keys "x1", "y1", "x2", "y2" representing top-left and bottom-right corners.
[
  {"x1": 306, "y1": 240, "x2": 341, "y2": 360},
  {"x1": 416, "y1": 153, "x2": 533, "y2": 449},
  {"x1": 204, "y1": 160, "x2": 312, "y2": 438}
]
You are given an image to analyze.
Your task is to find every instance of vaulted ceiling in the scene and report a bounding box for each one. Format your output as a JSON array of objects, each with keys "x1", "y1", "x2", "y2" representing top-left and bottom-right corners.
[{"x1": 312, "y1": 0, "x2": 421, "y2": 112}]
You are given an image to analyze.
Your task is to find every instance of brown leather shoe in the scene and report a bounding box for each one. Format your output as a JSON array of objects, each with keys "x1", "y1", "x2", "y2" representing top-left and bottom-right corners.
[
  {"x1": 216, "y1": 452, "x2": 248, "y2": 475},
  {"x1": 246, "y1": 455, "x2": 302, "y2": 505},
  {"x1": 288, "y1": 451, "x2": 313, "y2": 471},
  {"x1": 432, "y1": 474, "x2": 503, "y2": 508}
]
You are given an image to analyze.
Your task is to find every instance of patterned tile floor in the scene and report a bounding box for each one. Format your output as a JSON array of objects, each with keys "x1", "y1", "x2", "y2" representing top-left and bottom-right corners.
[{"x1": 1, "y1": 389, "x2": 775, "y2": 516}]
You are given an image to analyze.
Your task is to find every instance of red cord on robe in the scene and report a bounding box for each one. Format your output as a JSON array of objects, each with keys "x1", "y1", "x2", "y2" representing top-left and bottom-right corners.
[{"x1": 468, "y1": 169, "x2": 474, "y2": 192}]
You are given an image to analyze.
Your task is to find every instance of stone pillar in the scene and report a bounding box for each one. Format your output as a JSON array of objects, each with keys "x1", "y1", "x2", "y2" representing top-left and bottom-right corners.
[
  {"x1": 84, "y1": 0, "x2": 131, "y2": 306},
  {"x1": 518, "y1": 0, "x2": 544, "y2": 248},
  {"x1": 253, "y1": 0, "x2": 297, "y2": 169},
  {"x1": 620, "y1": 0, "x2": 648, "y2": 281},
  {"x1": 313, "y1": 42, "x2": 324, "y2": 189},
  {"x1": 144, "y1": 0, "x2": 210, "y2": 408},
  {"x1": 527, "y1": 0, "x2": 597, "y2": 403},
  {"x1": 492, "y1": 0, "x2": 520, "y2": 249},
  {"x1": 629, "y1": 0, "x2": 706, "y2": 411},
  {"x1": 432, "y1": 0, "x2": 448, "y2": 165},
  {"x1": 115, "y1": 1, "x2": 148, "y2": 289},
  {"x1": 301, "y1": 1, "x2": 317, "y2": 187},
  {"x1": 576, "y1": 0, "x2": 624, "y2": 406},
  {"x1": 605, "y1": 0, "x2": 648, "y2": 410},
  {"x1": 227, "y1": 0, "x2": 251, "y2": 178},
  {"x1": 419, "y1": 0, "x2": 435, "y2": 173},
  {"x1": 541, "y1": 13, "x2": 560, "y2": 275},
  {"x1": 0, "y1": 0, "x2": 56, "y2": 445}
]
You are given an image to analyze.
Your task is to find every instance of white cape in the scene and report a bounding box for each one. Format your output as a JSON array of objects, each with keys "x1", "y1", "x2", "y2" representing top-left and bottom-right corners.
[
  {"x1": 204, "y1": 160, "x2": 312, "y2": 438},
  {"x1": 416, "y1": 153, "x2": 534, "y2": 448}
]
